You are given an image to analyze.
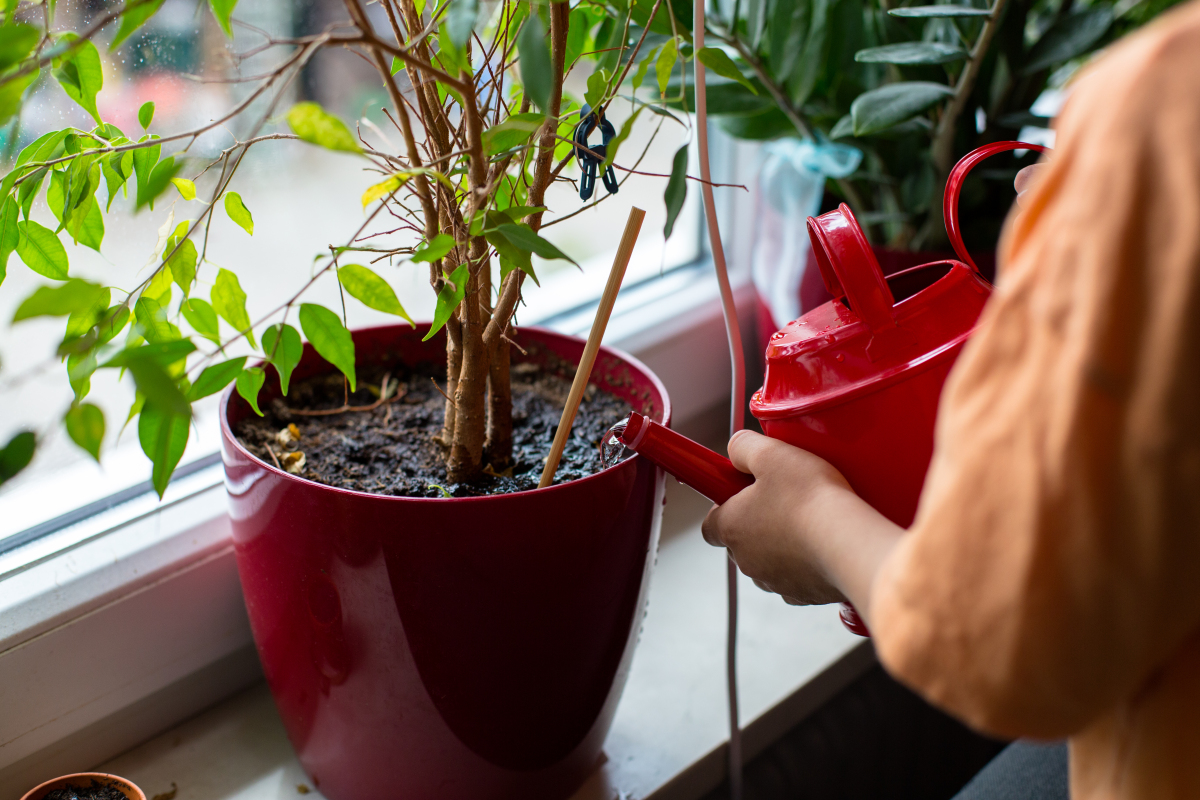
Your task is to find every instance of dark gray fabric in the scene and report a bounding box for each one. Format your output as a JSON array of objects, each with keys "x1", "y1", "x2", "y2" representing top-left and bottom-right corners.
[{"x1": 951, "y1": 741, "x2": 1069, "y2": 800}]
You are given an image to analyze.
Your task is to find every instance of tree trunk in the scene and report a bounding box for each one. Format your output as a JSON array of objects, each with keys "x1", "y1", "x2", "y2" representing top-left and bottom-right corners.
[
  {"x1": 447, "y1": 241, "x2": 490, "y2": 483},
  {"x1": 485, "y1": 337, "x2": 513, "y2": 471}
]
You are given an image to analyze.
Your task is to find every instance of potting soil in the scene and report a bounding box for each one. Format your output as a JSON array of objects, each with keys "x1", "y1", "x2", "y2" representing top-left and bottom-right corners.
[
  {"x1": 43, "y1": 781, "x2": 129, "y2": 800},
  {"x1": 235, "y1": 360, "x2": 632, "y2": 497}
]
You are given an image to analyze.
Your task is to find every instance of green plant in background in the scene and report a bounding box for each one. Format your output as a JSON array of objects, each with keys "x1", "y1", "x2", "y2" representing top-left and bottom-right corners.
[
  {"x1": 659, "y1": 0, "x2": 1184, "y2": 249},
  {"x1": 0, "y1": 0, "x2": 693, "y2": 492}
]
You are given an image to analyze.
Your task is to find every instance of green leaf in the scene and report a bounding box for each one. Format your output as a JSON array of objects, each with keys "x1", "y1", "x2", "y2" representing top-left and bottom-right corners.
[
  {"x1": 53, "y1": 38, "x2": 104, "y2": 124},
  {"x1": 141, "y1": 264, "x2": 173, "y2": 306},
  {"x1": 209, "y1": 0, "x2": 238, "y2": 38},
  {"x1": 483, "y1": 112, "x2": 544, "y2": 156},
  {"x1": 13, "y1": 279, "x2": 106, "y2": 322},
  {"x1": 123, "y1": 356, "x2": 192, "y2": 419},
  {"x1": 103, "y1": 339, "x2": 196, "y2": 370},
  {"x1": 494, "y1": 223, "x2": 578, "y2": 265},
  {"x1": 586, "y1": 67, "x2": 610, "y2": 110},
  {"x1": 1023, "y1": 8, "x2": 1113, "y2": 74},
  {"x1": 888, "y1": 5, "x2": 991, "y2": 16},
  {"x1": 663, "y1": 144, "x2": 688, "y2": 239},
  {"x1": 236, "y1": 366, "x2": 265, "y2": 416},
  {"x1": 138, "y1": 156, "x2": 180, "y2": 210},
  {"x1": 223, "y1": 191, "x2": 253, "y2": 235},
  {"x1": 132, "y1": 136, "x2": 161, "y2": 208},
  {"x1": 65, "y1": 403, "x2": 105, "y2": 461},
  {"x1": 299, "y1": 304, "x2": 356, "y2": 390},
  {"x1": 262, "y1": 323, "x2": 302, "y2": 395},
  {"x1": 338, "y1": 264, "x2": 414, "y2": 323},
  {"x1": 486, "y1": 229, "x2": 536, "y2": 285},
  {"x1": 0, "y1": 69, "x2": 37, "y2": 127},
  {"x1": 138, "y1": 100, "x2": 155, "y2": 129},
  {"x1": 67, "y1": 196, "x2": 104, "y2": 251},
  {"x1": 361, "y1": 174, "x2": 407, "y2": 207},
  {"x1": 286, "y1": 102, "x2": 362, "y2": 154},
  {"x1": 181, "y1": 297, "x2": 219, "y2": 344},
  {"x1": 134, "y1": 295, "x2": 181, "y2": 343},
  {"x1": 696, "y1": 48, "x2": 757, "y2": 95},
  {"x1": 851, "y1": 81, "x2": 954, "y2": 136},
  {"x1": 518, "y1": 12, "x2": 552, "y2": 112},
  {"x1": 138, "y1": 402, "x2": 190, "y2": 498},
  {"x1": 656, "y1": 39, "x2": 677, "y2": 95},
  {"x1": 0, "y1": 24, "x2": 39, "y2": 71},
  {"x1": 444, "y1": 0, "x2": 480, "y2": 52},
  {"x1": 411, "y1": 233, "x2": 456, "y2": 263},
  {"x1": 855, "y1": 42, "x2": 968, "y2": 65},
  {"x1": 16, "y1": 220, "x2": 69, "y2": 280},
  {"x1": 423, "y1": 262, "x2": 469, "y2": 342},
  {"x1": 166, "y1": 230, "x2": 197, "y2": 292},
  {"x1": 632, "y1": 45, "x2": 659, "y2": 92},
  {"x1": 565, "y1": 7, "x2": 592, "y2": 72},
  {"x1": 829, "y1": 113, "x2": 855, "y2": 140},
  {"x1": 170, "y1": 177, "x2": 196, "y2": 200},
  {"x1": 103, "y1": 154, "x2": 129, "y2": 211},
  {"x1": 112, "y1": 0, "x2": 166, "y2": 49},
  {"x1": 602, "y1": 107, "x2": 643, "y2": 170},
  {"x1": 0, "y1": 430, "x2": 35, "y2": 484},
  {"x1": 95, "y1": 304, "x2": 130, "y2": 344},
  {"x1": 211, "y1": 268, "x2": 256, "y2": 348},
  {"x1": 187, "y1": 356, "x2": 246, "y2": 401},
  {"x1": 0, "y1": 196, "x2": 18, "y2": 284}
]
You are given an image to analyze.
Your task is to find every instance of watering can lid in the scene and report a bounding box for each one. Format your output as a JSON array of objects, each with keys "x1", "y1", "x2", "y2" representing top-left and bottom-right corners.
[{"x1": 752, "y1": 141, "x2": 1047, "y2": 419}]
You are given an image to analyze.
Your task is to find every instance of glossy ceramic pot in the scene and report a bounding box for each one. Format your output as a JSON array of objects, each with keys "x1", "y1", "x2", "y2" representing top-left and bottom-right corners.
[
  {"x1": 220, "y1": 324, "x2": 669, "y2": 800},
  {"x1": 20, "y1": 773, "x2": 146, "y2": 800}
]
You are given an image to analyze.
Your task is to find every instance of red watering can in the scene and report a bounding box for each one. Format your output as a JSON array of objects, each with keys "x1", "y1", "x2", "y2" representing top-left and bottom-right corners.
[{"x1": 614, "y1": 142, "x2": 1046, "y2": 636}]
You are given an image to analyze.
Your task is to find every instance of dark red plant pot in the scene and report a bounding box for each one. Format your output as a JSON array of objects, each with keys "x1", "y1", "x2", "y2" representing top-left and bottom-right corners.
[{"x1": 220, "y1": 324, "x2": 670, "y2": 800}]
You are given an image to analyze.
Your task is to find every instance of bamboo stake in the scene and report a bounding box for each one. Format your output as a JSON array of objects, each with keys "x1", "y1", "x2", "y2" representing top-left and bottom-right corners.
[{"x1": 539, "y1": 206, "x2": 646, "y2": 488}]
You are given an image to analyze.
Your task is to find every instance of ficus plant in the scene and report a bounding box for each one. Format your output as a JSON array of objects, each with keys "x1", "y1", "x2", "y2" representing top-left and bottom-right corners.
[
  {"x1": 0, "y1": 0, "x2": 738, "y2": 496},
  {"x1": 664, "y1": 0, "x2": 1182, "y2": 250}
]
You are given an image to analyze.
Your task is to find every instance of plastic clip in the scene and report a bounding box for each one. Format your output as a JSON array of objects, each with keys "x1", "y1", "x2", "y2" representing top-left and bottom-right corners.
[{"x1": 572, "y1": 105, "x2": 619, "y2": 201}]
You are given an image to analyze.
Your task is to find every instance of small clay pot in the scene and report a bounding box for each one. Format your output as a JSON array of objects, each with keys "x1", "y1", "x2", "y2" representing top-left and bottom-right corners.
[{"x1": 20, "y1": 773, "x2": 147, "y2": 800}]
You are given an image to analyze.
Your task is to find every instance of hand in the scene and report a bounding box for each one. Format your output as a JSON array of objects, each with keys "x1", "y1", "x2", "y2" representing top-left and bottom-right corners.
[
  {"x1": 1014, "y1": 164, "x2": 1045, "y2": 207},
  {"x1": 701, "y1": 430, "x2": 852, "y2": 606}
]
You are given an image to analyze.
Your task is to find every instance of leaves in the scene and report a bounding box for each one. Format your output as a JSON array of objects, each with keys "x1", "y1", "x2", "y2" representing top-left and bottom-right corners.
[
  {"x1": 338, "y1": 264, "x2": 414, "y2": 323},
  {"x1": 209, "y1": 0, "x2": 238, "y2": 38},
  {"x1": 424, "y1": 262, "x2": 469, "y2": 341},
  {"x1": 299, "y1": 303, "x2": 356, "y2": 390},
  {"x1": 17, "y1": 221, "x2": 69, "y2": 280},
  {"x1": 0, "y1": 431, "x2": 35, "y2": 484},
  {"x1": 112, "y1": 0, "x2": 166, "y2": 49},
  {"x1": 656, "y1": 38, "x2": 677, "y2": 95},
  {"x1": 262, "y1": 323, "x2": 302, "y2": 394},
  {"x1": 518, "y1": 12, "x2": 552, "y2": 111},
  {"x1": 888, "y1": 5, "x2": 991, "y2": 16},
  {"x1": 236, "y1": 366, "x2": 266, "y2": 416},
  {"x1": 166, "y1": 233, "x2": 197, "y2": 292},
  {"x1": 855, "y1": 42, "x2": 968, "y2": 65},
  {"x1": 224, "y1": 191, "x2": 253, "y2": 235},
  {"x1": 494, "y1": 223, "x2": 578, "y2": 265},
  {"x1": 187, "y1": 356, "x2": 246, "y2": 401},
  {"x1": 0, "y1": 24, "x2": 39, "y2": 71},
  {"x1": 65, "y1": 403, "x2": 105, "y2": 461},
  {"x1": 696, "y1": 48, "x2": 757, "y2": 95},
  {"x1": 444, "y1": 0, "x2": 480, "y2": 52},
  {"x1": 181, "y1": 297, "x2": 219, "y2": 344},
  {"x1": 139, "y1": 156, "x2": 181, "y2": 210},
  {"x1": 0, "y1": 69, "x2": 36, "y2": 127},
  {"x1": 663, "y1": 144, "x2": 688, "y2": 239},
  {"x1": 0, "y1": 196, "x2": 18, "y2": 284},
  {"x1": 1023, "y1": 7, "x2": 1113, "y2": 74},
  {"x1": 850, "y1": 82, "x2": 954, "y2": 136},
  {"x1": 135, "y1": 295, "x2": 181, "y2": 343},
  {"x1": 138, "y1": 402, "x2": 190, "y2": 498},
  {"x1": 361, "y1": 174, "x2": 408, "y2": 207},
  {"x1": 139, "y1": 100, "x2": 155, "y2": 129},
  {"x1": 483, "y1": 112, "x2": 545, "y2": 156},
  {"x1": 602, "y1": 107, "x2": 643, "y2": 170},
  {"x1": 132, "y1": 136, "x2": 161, "y2": 208},
  {"x1": 115, "y1": 347, "x2": 193, "y2": 417},
  {"x1": 585, "y1": 67, "x2": 610, "y2": 109},
  {"x1": 13, "y1": 279, "x2": 106, "y2": 322},
  {"x1": 211, "y1": 268, "x2": 256, "y2": 349},
  {"x1": 287, "y1": 102, "x2": 362, "y2": 154},
  {"x1": 53, "y1": 38, "x2": 104, "y2": 124},
  {"x1": 171, "y1": 177, "x2": 196, "y2": 200},
  {"x1": 412, "y1": 233, "x2": 456, "y2": 263}
]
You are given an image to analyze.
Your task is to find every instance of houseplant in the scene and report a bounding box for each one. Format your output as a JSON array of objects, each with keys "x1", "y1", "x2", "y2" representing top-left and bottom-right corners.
[{"x1": 0, "y1": 0, "x2": 705, "y2": 795}]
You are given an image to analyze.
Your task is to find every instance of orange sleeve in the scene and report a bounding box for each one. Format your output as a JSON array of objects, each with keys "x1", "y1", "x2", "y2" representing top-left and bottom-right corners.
[{"x1": 869, "y1": 2, "x2": 1200, "y2": 740}]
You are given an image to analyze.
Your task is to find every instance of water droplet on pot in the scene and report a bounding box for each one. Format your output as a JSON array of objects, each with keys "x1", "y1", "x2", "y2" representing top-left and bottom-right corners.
[
  {"x1": 835, "y1": 353, "x2": 845, "y2": 362},
  {"x1": 600, "y1": 417, "x2": 630, "y2": 467}
]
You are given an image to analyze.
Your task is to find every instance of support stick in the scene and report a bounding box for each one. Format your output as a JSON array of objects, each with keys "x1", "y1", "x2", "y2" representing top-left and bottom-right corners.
[{"x1": 539, "y1": 206, "x2": 646, "y2": 489}]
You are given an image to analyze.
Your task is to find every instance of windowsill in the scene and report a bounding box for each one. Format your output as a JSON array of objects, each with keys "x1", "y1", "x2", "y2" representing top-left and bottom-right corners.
[{"x1": 92, "y1": 477, "x2": 872, "y2": 800}]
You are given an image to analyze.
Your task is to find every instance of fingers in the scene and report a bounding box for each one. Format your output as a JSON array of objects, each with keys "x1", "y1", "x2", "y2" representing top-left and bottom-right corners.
[
  {"x1": 1014, "y1": 164, "x2": 1045, "y2": 207},
  {"x1": 701, "y1": 504, "x2": 723, "y2": 547},
  {"x1": 726, "y1": 429, "x2": 771, "y2": 473}
]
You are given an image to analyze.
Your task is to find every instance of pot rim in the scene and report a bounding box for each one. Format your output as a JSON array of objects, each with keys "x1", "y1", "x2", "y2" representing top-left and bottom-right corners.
[
  {"x1": 218, "y1": 322, "x2": 672, "y2": 504},
  {"x1": 20, "y1": 772, "x2": 147, "y2": 800}
]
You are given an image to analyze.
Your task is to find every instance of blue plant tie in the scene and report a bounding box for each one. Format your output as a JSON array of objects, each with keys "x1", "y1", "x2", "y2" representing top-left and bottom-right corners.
[{"x1": 572, "y1": 105, "x2": 619, "y2": 201}]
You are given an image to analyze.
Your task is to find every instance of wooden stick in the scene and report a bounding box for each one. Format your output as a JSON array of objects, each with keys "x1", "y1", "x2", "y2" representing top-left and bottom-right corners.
[{"x1": 539, "y1": 206, "x2": 646, "y2": 488}]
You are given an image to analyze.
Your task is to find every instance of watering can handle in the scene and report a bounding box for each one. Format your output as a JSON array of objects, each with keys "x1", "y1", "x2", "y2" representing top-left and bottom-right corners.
[
  {"x1": 807, "y1": 204, "x2": 897, "y2": 335},
  {"x1": 944, "y1": 141, "x2": 1049, "y2": 272}
]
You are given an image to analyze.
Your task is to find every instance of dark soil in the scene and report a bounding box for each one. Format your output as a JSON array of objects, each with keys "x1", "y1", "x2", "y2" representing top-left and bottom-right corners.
[
  {"x1": 234, "y1": 359, "x2": 632, "y2": 498},
  {"x1": 43, "y1": 781, "x2": 129, "y2": 800}
]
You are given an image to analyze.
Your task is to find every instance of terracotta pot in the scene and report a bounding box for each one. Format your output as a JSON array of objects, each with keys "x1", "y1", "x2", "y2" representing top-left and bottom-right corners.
[
  {"x1": 20, "y1": 773, "x2": 146, "y2": 800},
  {"x1": 220, "y1": 324, "x2": 669, "y2": 800}
]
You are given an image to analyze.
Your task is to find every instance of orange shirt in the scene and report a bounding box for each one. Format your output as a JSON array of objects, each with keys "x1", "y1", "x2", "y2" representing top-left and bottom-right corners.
[{"x1": 870, "y1": 3, "x2": 1200, "y2": 798}]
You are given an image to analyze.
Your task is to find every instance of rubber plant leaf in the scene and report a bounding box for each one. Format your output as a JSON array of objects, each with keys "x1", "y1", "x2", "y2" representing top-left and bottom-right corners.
[
  {"x1": 1022, "y1": 7, "x2": 1113, "y2": 74},
  {"x1": 65, "y1": 402, "x2": 105, "y2": 461},
  {"x1": 338, "y1": 264, "x2": 414, "y2": 324},
  {"x1": 261, "y1": 323, "x2": 302, "y2": 395},
  {"x1": 854, "y1": 42, "x2": 968, "y2": 65},
  {"x1": 850, "y1": 81, "x2": 954, "y2": 137},
  {"x1": 298, "y1": 303, "x2": 357, "y2": 391},
  {"x1": 187, "y1": 356, "x2": 247, "y2": 401},
  {"x1": 887, "y1": 5, "x2": 992, "y2": 16}
]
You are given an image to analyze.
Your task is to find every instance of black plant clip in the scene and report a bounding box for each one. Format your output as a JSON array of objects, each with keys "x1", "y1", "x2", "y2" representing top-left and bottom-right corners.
[{"x1": 572, "y1": 105, "x2": 619, "y2": 201}]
